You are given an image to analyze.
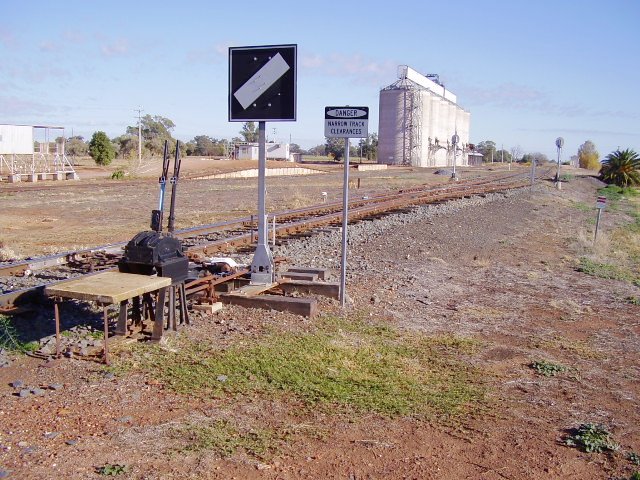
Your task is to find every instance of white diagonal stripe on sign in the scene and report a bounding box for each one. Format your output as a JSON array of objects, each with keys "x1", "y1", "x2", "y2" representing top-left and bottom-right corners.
[{"x1": 234, "y1": 53, "x2": 290, "y2": 110}]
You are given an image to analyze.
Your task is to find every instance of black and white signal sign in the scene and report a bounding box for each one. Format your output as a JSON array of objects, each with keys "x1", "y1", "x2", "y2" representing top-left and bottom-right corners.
[
  {"x1": 324, "y1": 106, "x2": 369, "y2": 138},
  {"x1": 228, "y1": 44, "x2": 297, "y2": 122}
]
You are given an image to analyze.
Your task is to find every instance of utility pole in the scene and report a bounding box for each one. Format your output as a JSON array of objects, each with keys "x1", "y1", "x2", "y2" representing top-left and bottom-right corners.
[
  {"x1": 134, "y1": 107, "x2": 143, "y2": 167},
  {"x1": 501, "y1": 144, "x2": 504, "y2": 163}
]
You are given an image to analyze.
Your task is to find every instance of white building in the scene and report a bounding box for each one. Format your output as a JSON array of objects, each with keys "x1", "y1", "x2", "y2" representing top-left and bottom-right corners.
[
  {"x1": 234, "y1": 142, "x2": 290, "y2": 161},
  {"x1": 378, "y1": 66, "x2": 471, "y2": 168}
]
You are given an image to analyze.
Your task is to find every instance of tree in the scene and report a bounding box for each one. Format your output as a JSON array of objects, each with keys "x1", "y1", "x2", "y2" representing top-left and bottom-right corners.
[
  {"x1": 307, "y1": 144, "x2": 326, "y2": 156},
  {"x1": 88, "y1": 131, "x2": 116, "y2": 166},
  {"x1": 577, "y1": 140, "x2": 600, "y2": 170},
  {"x1": 240, "y1": 122, "x2": 258, "y2": 142},
  {"x1": 476, "y1": 140, "x2": 497, "y2": 162},
  {"x1": 599, "y1": 149, "x2": 640, "y2": 187},
  {"x1": 358, "y1": 133, "x2": 378, "y2": 161},
  {"x1": 289, "y1": 143, "x2": 302, "y2": 154},
  {"x1": 521, "y1": 152, "x2": 550, "y2": 164},
  {"x1": 125, "y1": 114, "x2": 177, "y2": 156},
  {"x1": 509, "y1": 145, "x2": 523, "y2": 164},
  {"x1": 112, "y1": 134, "x2": 141, "y2": 159},
  {"x1": 65, "y1": 136, "x2": 88, "y2": 157},
  {"x1": 495, "y1": 149, "x2": 512, "y2": 163},
  {"x1": 325, "y1": 137, "x2": 346, "y2": 161}
]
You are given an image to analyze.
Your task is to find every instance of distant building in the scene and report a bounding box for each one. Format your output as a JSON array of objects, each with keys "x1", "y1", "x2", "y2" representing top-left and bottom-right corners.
[
  {"x1": 233, "y1": 142, "x2": 290, "y2": 161},
  {"x1": 0, "y1": 124, "x2": 78, "y2": 182},
  {"x1": 378, "y1": 66, "x2": 471, "y2": 168}
]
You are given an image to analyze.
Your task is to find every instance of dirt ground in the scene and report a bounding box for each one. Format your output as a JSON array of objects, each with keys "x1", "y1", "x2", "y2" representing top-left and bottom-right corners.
[{"x1": 1, "y1": 167, "x2": 639, "y2": 479}]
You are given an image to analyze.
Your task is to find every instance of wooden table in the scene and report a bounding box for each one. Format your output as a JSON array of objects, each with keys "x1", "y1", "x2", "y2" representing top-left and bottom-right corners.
[{"x1": 45, "y1": 271, "x2": 171, "y2": 364}]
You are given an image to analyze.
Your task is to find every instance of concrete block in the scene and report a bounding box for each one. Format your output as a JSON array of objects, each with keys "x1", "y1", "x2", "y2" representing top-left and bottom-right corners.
[
  {"x1": 279, "y1": 280, "x2": 340, "y2": 299},
  {"x1": 8, "y1": 174, "x2": 21, "y2": 183},
  {"x1": 220, "y1": 293, "x2": 317, "y2": 318},
  {"x1": 27, "y1": 174, "x2": 37, "y2": 182},
  {"x1": 286, "y1": 267, "x2": 328, "y2": 280},
  {"x1": 193, "y1": 302, "x2": 223, "y2": 314},
  {"x1": 280, "y1": 272, "x2": 318, "y2": 282},
  {"x1": 55, "y1": 172, "x2": 64, "y2": 181}
]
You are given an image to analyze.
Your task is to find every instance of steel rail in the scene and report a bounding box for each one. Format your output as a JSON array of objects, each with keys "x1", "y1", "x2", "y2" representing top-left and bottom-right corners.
[
  {"x1": 0, "y1": 170, "x2": 526, "y2": 277},
  {"x1": 0, "y1": 170, "x2": 545, "y2": 307}
]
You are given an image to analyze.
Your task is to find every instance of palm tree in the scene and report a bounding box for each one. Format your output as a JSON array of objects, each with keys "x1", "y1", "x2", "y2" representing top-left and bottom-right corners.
[{"x1": 599, "y1": 149, "x2": 640, "y2": 187}]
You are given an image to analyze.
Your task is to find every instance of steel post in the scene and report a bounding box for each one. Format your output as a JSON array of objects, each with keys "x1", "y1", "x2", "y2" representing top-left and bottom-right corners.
[
  {"x1": 594, "y1": 208, "x2": 602, "y2": 243},
  {"x1": 340, "y1": 138, "x2": 350, "y2": 307},
  {"x1": 250, "y1": 122, "x2": 274, "y2": 284}
]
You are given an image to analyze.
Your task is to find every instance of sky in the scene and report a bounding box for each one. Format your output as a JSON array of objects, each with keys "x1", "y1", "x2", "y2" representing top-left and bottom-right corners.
[{"x1": 2, "y1": 0, "x2": 639, "y2": 159}]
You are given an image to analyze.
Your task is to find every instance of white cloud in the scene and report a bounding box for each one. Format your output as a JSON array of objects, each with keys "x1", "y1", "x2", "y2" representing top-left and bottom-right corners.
[
  {"x1": 101, "y1": 38, "x2": 130, "y2": 57},
  {"x1": 300, "y1": 52, "x2": 395, "y2": 84}
]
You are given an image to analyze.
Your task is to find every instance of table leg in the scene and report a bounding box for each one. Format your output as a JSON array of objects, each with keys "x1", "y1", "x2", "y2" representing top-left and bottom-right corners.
[
  {"x1": 151, "y1": 287, "x2": 167, "y2": 342},
  {"x1": 169, "y1": 286, "x2": 176, "y2": 331},
  {"x1": 103, "y1": 305, "x2": 110, "y2": 365},
  {"x1": 115, "y1": 299, "x2": 128, "y2": 336},
  {"x1": 179, "y1": 283, "x2": 189, "y2": 325},
  {"x1": 54, "y1": 299, "x2": 61, "y2": 359}
]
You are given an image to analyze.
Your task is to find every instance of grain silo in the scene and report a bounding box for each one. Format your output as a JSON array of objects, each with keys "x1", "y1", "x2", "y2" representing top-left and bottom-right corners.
[{"x1": 378, "y1": 66, "x2": 471, "y2": 168}]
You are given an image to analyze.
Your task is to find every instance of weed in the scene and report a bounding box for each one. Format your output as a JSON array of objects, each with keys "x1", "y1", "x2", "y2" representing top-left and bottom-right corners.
[
  {"x1": 530, "y1": 359, "x2": 566, "y2": 377},
  {"x1": 531, "y1": 335, "x2": 604, "y2": 360},
  {"x1": 173, "y1": 419, "x2": 275, "y2": 458},
  {"x1": 630, "y1": 472, "x2": 640, "y2": 480},
  {"x1": 570, "y1": 201, "x2": 592, "y2": 212},
  {"x1": 96, "y1": 464, "x2": 127, "y2": 475},
  {"x1": 564, "y1": 423, "x2": 618, "y2": 453},
  {"x1": 628, "y1": 452, "x2": 640, "y2": 465},
  {"x1": 0, "y1": 315, "x2": 33, "y2": 353},
  {"x1": 110, "y1": 169, "x2": 126, "y2": 180},
  {"x1": 626, "y1": 296, "x2": 640, "y2": 305},
  {"x1": 119, "y1": 316, "x2": 484, "y2": 418}
]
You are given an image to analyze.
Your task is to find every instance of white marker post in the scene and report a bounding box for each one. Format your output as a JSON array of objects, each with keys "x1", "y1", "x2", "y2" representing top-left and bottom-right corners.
[
  {"x1": 325, "y1": 106, "x2": 369, "y2": 307},
  {"x1": 594, "y1": 195, "x2": 606, "y2": 243}
]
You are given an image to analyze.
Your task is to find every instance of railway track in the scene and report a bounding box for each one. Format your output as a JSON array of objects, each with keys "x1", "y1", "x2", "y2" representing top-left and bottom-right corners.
[{"x1": 0, "y1": 169, "x2": 544, "y2": 309}]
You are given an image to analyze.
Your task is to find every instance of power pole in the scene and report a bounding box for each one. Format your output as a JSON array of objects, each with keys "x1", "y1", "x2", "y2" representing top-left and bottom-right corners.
[{"x1": 134, "y1": 107, "x2": 144, "y2": 166}]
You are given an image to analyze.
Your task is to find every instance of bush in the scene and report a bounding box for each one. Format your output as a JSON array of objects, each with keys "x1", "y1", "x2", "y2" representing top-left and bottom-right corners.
[{"x1": 89, "y1": 131, "x2": 116, "y2": 166}]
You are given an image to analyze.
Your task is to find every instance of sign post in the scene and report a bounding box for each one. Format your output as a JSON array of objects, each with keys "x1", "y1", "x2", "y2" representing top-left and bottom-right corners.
[
  {"x1": 325, "y1": 106, "x2": 369, "y2": 307},
  {"x1": 451, "y1": 132, "x2": 459, "y2": 181},
  {"x1": 594, "y1": 195, "x2": 606, "y2": 243},
  {"x1": 555, "y1": 137, "x2": 564, "y2": 190},
  {"x1": 229, "y1": 44, "x2": 297, "y2": 284}
]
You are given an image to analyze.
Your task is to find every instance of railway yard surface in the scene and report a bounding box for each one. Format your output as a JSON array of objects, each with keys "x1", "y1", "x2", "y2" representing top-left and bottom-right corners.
[{"x1": 0, "y1": 163, "x2": 639, "y2": 479}]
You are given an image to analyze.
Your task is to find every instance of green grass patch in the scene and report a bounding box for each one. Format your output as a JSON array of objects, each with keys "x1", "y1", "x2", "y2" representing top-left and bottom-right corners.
[
  {"x1": 577, "y1": 257, "x2": 639, "y2": 286},
  {"x1": 597, "y1": 185, "x2": 640, "y2": 202},
  {"x1": 564, "y1": 423, "x2": 618, "y2": 453},
  {"x1": 120, "y1": 316, "x2": 484, "y2": 418},
  {"x1": 530, "y1": 359, "x2": 566, "y2": 377}
]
